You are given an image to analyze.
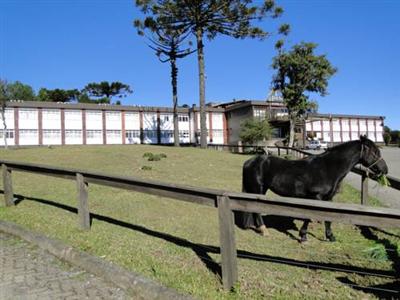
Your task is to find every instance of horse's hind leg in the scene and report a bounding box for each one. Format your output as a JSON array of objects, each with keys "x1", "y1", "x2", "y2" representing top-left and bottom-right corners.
[
  {"x1": 299, "y1": 220, "x2": 310, "y2": 242},
  {"x1": 255, "y1": 214, "x2": 269, "y2": 236},
  {"x1": 325, "y1": 221, "x2": 336, "y2": 242}
]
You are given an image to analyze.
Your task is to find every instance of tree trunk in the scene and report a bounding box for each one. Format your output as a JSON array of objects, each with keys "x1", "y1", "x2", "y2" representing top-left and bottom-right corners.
[
  {"x1": 196, "y1": 28, "x2": 207, "y2": 149},
  {"x1": 1, "y1": 106, "x2": 8, "y2": 149},
  {"x1": 288, "y1": 114, "x2": 296, "y2": 149},
  {"x1": 171, "y1": 58, "x2": 180, "y2": 147}
]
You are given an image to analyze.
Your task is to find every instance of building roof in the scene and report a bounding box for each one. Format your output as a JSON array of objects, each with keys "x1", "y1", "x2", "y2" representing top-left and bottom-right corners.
[
  {"x1": 308, "y1": 113, "x2": 385, "y2": 120},
  {"x1": 6, "y1": 100, "x2": 224, "y2": 113}
]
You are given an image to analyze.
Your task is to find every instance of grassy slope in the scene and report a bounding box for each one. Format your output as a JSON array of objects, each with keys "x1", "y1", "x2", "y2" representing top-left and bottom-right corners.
[{"x1": 0, "y1": 145, "x2": 398, "y2": 299}]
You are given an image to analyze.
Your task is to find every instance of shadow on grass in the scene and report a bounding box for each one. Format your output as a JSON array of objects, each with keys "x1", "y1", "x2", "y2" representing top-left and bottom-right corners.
[
  {"x1": 333, "y1": 226, "x2": 400, "y2": 298},
  {"x1": 8, "y1": 194, "x2": 399, "y2": 289},
  {"x1": 336, "y1": 277, "x2": 400, "y2": 299}
]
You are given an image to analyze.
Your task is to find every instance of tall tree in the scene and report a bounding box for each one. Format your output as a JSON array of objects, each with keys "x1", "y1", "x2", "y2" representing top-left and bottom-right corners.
[
  {"x1": 135, "y1": 19, "x2": 194, "y2": 146},
  {"x1": 0, "y1": 79, "x2": 10, "y2": 148},
  {"x1": 272, "y1": 42, "x2": 337, "y2": 148},
  {"x1": 37, "y1": 88, "x2": 80, "y2": 102},
  {"x1": 82, "y1": 81, "x2": 132, "y2": 104},
  {"x1": 135, "y1": 0, "x2": 286, "y2": 148},
  {"x1": 6, "y1": 81, "x2": 36, "y2": 101}
]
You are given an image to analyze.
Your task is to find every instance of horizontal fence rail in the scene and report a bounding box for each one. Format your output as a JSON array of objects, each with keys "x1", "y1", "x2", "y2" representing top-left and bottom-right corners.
[{"x1": 1, "y1": 159, "x2": 400, "y2": 290}]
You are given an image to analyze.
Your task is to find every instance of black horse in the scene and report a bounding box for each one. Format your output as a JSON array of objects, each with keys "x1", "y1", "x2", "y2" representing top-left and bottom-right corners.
[{"x1": 235, "y1": 136, "x2": 388, "y2": 242}]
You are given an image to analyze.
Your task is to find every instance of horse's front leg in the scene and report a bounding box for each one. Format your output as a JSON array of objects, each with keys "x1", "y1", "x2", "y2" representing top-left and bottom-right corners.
[
  {"x1": 324, "y1": 221, "x2": 336, "y2": 242},
  {"x1": 299, "y1": 220, "x2": 310, "y2": 242}
]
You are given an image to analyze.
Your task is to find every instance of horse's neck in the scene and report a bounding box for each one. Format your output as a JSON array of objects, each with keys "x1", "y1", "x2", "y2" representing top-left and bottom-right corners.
[{"x1": 323, "y1": 141, "x2": 361, "y2": 177}]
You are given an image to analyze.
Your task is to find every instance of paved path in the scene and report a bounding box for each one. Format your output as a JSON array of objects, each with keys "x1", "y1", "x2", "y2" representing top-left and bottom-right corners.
[
  {"x1": 344, "y1": 147, "x2": 400, "y2": 209},
  {"x1": 0, "y1": 232, "x2": 129, "y2": 300}
]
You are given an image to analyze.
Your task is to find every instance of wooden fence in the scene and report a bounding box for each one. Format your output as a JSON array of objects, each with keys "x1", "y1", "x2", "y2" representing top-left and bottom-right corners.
[{"x1": 1, "y1": 159, "x2": 400, "y2": 290}]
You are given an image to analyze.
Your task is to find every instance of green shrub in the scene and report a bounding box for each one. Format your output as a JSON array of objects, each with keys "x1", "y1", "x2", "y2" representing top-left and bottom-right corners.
[
  {"x1": 141, "y1": 165, "x2": 152, "y2": 171},
  {"x1": 159, "y1": 153, "x2": 167, "y2": 158},
  {"x1": 147, "y1": 154, "x2": 161, "y2": 161},
  {"x1": 143, "y1": 152, "x2": 153, "y2": 158}
]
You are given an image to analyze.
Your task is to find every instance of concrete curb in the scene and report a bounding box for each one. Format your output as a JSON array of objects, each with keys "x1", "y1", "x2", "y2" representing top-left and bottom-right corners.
[{"x1": 0, "y1": 220, "x2": 193, "y2": 300}]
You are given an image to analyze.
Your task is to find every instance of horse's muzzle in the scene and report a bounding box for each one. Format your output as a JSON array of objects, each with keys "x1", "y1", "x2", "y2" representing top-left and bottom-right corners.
[{"x1": 371, "y1": 159, "x2": 388, "y2": 176}]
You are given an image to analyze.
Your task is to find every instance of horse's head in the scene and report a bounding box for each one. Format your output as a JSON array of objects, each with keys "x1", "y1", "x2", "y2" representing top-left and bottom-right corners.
[{"x1": 359, "y1": 135, "x2": 388, "y2": 175}]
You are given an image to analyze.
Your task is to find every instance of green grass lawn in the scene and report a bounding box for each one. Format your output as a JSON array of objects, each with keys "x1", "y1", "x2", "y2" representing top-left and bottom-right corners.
[{"x1": 0, "y1": 145, "x2": 399, "y2": 299}]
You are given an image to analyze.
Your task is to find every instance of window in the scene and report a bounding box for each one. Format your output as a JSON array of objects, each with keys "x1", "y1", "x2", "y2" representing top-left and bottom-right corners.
[
  {"x1": 178, "y1": 115, "x2": 189, "y2": 122},
  {"x1": 161, "y1": 130, "x2": 173, "y2": 138},
  {"x1": 106, "y1": 130, "x2": 121, "y2": 138},
  {"x1": 86, "y1": 130, "x2": 102, "y2": 139},
  {"x1": 42, "y1": 110, "x2": 60, "y2": 120},
  {"x1": 106, "y1": 112, "x2": 121, "y2": 121},
  {"x1": 179, "y1": 131, "x2": 189, "y2": 138},
  {"x1": 143, "y1": 130, "x2": 157, "y2": 138},
  {"x1": 65, "y1": 130, "x2": 82, "y2": 138},
  {"x1": 19, "y1": 109, "x2": 37, "y2": 120},
  {"x1": 19, "y1": 129, "x2": 38, "y2": 137},
  {"x1": 43, "y1": 130, "x2": 61, "y2": 139},
  {"x1": 0, "y1": 130, "x2": 14, "y2": 139},
  {"x1": 254, "y1": 109, "x2": 266, "y2": 119},
  {"x1": 212, "y1": 129, "x2": 223, "y2": 137},
  {"x1": 65, "y1": 110, "x2": 81, "y2": 120},
  {"x1": 126, "y1": 130, "x2": 140, "y2": 138}
]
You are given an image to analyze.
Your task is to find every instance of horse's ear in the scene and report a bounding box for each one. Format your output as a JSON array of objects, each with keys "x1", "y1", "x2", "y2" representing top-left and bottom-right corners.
[{"x1": 360, "y1": 135, "x2": 367, "y2": 142}]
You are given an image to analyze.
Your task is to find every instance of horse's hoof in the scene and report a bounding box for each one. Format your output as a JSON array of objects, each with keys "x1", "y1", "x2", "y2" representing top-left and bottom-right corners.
[
  {"x1": 257, "y1": 225, "x2": 270, "y2": 236},
  {"x1": 299, "y1": 235, "x2": 307, "y2": 243},
  {"x1": 327, "y1": 235, "x2": 336, "y2": 242}
]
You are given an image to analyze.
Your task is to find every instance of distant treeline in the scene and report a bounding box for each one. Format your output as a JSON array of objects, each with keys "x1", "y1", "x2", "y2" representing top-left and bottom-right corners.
[
  {"x1": 383, "y1": 126, "x2": 400, "y2": 146},
  {"x1": 1, "y1": 80, "x2": 132, "y2": 105}
]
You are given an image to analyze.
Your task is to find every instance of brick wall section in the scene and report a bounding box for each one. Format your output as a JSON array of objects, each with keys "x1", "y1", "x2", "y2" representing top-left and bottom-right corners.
[
  {"x1": 121, "y1": 111, "x2": 126, "y2": 145},
  {"x1": 82, "y1": 110, "x2": 86, "y2": 145},
  {"x1": 139, "y1": 111, "x2": 144, "y2": 144},
  {"x1": 208, "y1": 112, "x2": 213, "y2": 142},
  {"x1": 13, "y1": 108, "x2": 19, "y2": 146},
  {"x1": 60, "y1": 109, "x2": 65, "y2": 145},
  {"x1": 38, "y1": 108, "x2": 43, "y2": 145},
  {"x1": 102, "y1": 111, "x2": 106, "y2": 145},
  {"x1": 310, "y1": 120, "x2": 314, "y2": 137},
  {"x1": 349, "y1": 119, "x2": 353, "y2": 140},
  {"x1": 223, "y1": 113, "x2": 228, "y2": 144},
  {"x1": 157, "y1": 111, "x2": 161, "y2": 144},
  {"x1": 321, "y1": 120, "x2": 324, "y2": 140}
]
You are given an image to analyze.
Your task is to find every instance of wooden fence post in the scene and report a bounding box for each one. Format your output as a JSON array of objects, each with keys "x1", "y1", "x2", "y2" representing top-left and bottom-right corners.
[
  {"x1": 76, "y1": 173, "x2": 90, "y2": 230},
  {"x1": 217, "y1": 194, "x2": 238, "y2": 290},
  {"x1": 361, "y1": 173, "x2": 368, "y2": 205},
  {"x1": 2, "y1": 164, "x2": 14, "y2": 207}
]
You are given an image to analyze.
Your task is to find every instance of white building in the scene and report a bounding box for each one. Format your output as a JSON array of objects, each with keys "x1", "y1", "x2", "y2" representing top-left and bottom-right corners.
[
  {"x1": 0, "y1": 101, "x2": 227, "y2": 146},
  {"x1": 0, "y1": 100, "x2": 384, "y2": 147}
]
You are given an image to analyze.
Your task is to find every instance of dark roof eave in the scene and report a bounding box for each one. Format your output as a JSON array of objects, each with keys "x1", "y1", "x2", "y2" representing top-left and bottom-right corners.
[
  {"x1": 6, "y1": 101, "x2": 190, "y2": 113},
  {"x1": 308, "y1": 113, "x2": 385, "y2": 120}
]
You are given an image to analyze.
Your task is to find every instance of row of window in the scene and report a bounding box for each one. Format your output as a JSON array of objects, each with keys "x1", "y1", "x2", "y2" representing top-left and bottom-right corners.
[{"x1": 2, "y1": 129, "x2": 194, "y2": 141}]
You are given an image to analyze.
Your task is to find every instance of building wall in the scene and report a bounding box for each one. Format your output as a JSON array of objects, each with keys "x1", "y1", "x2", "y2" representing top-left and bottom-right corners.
[
  {"x1": 305, "y1": 117, "x2": 384, "y2": 144},
  {"x1": 2, "y1": 102, "x2": 383, "y2": 147},
  {"x1": 125, "y1": 112, "x2": 140, "y2": 144},
  {"x1": 226, "y1": 107, "x2": 253, "y2": 145},
  {"x1": 65, "y1": 110, "x2": 83, "y2": 145},
  {"x1": 0, "y1": 108, "x2": 15, "y2": 146},
  {"x1": 85, "y1": 110, "x2": 103, "y2": 144},
  {"x1": 19, "y1": 108, "x2": 38, "y2": 145}
]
